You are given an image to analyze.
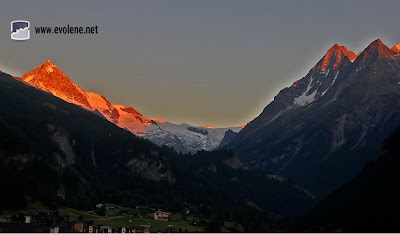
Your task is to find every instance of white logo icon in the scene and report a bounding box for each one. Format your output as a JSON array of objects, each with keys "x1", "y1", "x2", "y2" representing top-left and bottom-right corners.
[{"x1": 11, "y1": 20, "x2": 30, "y2": 41}]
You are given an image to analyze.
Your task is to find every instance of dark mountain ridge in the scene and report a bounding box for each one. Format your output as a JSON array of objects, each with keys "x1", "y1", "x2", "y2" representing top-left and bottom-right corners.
[
  {"x1": 293, "y1": 126, "x2": 400, "y2": 232},
  {"x1": 226, "y1": 39, "x2": 400, "y2": 197}
]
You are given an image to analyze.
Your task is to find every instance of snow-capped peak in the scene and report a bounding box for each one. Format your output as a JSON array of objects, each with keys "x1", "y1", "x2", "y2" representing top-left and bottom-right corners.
[
  {"x1": 18, "y1": 60, "x2": 243, "y2": 153},
  {"x1": 312, "y1": 44, "x2": 357, "y2": 71}
]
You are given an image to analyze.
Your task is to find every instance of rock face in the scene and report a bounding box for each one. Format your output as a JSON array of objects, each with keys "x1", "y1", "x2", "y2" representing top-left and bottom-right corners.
[
  {"x1": 20, "y1": 61, "x2": 241, "y2": 153},
  {"x1": 218, "y1": 129, "x2": 239, "y2": 148},
  {"x1": 227, "y1": 39, "x2": 400, "y2": 196},
  {"x1": 127, "y1": 154, "x2": 175, "y2": 183}
]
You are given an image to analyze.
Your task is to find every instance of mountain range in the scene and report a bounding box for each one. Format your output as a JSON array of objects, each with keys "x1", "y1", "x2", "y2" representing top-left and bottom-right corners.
[
  {"x1": 0, "y1": 70, "x2": 314, "y2": 217},
  {"x1": 19, "y1": 61, "x2": 241, "y2": 154},
  {"x1": 226, "y1": 39, "x2": 400, "y2": 197},
  {"x1": 2, "y1": 38, "x2": 400, "y2": 231}
]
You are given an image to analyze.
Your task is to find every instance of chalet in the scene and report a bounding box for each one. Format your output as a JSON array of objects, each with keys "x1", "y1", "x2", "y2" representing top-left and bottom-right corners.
[
  {"x1": 0, "y1": 216, "x2": 6, "y2": 222},
  {"x1": 73, "y1": 220, "x2": 93, "y2": 232},
  {"x1": 154, "y1": 211, "x2": 172, "y2": 222}
]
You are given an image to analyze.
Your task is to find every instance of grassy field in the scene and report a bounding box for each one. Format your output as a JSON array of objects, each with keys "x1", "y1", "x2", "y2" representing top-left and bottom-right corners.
[{"x1": 58, "y1": 207, "x2": 101, "y2": 220}]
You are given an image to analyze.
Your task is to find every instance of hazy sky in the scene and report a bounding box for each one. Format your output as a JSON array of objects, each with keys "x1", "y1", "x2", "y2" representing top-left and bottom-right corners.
[{"x1": 1, "y1": 0, "x2": 399, "y2": 127}]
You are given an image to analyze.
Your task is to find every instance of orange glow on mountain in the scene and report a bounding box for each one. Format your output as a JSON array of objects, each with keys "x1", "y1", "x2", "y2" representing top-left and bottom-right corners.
[
  {"x1": 201, "y1": 125, "x2": 214, "y2": 129},
  {"x1": 149, "y1": 118, "x2": 167, "y2": 124},
  {"x1": 291, "y1": 80, "x2": 300, "y2": 87},
  {"x1": 239, "y1": 121, "x2": 251, "y2": 128},
  {"x1": 312, "y1": 44, "x2": 357, "y2": 71},
  {"x1": 20, "y1": 60, "x2": 154, "y2": 136},
  {"x1": 21, "y1": 60, "x2": 93, "y2": 109},
  {"x1": 391, "y1": 44, "x2": 400, "y2": 53},
  {"x1": 356, "y1": 39, "x2": 397, "y2": 65}
]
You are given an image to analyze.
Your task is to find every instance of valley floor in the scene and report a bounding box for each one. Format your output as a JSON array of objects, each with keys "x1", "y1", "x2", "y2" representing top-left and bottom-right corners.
[{"x1": 2, "y1": 202, "x2": 240, "y2": 233}]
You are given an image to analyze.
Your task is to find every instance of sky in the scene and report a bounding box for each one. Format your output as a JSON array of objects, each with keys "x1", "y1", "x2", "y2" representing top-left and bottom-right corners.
[{"x1": 1, "y1": 0, "x2": 399, "y2": 127}]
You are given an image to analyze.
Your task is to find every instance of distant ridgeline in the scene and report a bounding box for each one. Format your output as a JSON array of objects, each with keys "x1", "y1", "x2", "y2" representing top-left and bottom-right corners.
[{"x1": 18, "y1": 60, "x2": 242, "y2": 154}]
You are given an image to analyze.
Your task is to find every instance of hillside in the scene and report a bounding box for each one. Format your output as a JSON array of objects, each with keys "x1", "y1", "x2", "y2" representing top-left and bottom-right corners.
[
  {"x1": 0, "y1": 72, "x2": 313, "y2": 218},
  {"x1": 293, "y1": 126, "x2": 400, "y2": 232}
]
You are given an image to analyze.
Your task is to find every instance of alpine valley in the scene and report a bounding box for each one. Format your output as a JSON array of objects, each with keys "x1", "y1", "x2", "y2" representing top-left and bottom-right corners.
[
  {"x1": 0, "y1": 67, "x2": 314, "y2": 222},
  {"x1": 2, "y1": 38, "x2": 400, "y2": 232}
]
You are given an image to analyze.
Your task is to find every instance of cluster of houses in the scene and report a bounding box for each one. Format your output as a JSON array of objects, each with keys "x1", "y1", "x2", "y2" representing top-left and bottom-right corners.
[
  {"x1": 0, "y1": 209, "x2": 176, "y2": 233},
  {"x1": 52, "y1": 219, "x2": 153, "y2": 233},
  {"x1": 25, "y1": 211, "x2": 156, "y2": 233}
]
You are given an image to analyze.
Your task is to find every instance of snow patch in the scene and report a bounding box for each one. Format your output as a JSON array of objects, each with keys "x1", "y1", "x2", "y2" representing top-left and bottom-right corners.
[
  {"x1": 330, "y1": 70, "x2": 340, "y2": 86},
  {"x1": 321, "y1": 70, "x2": 340, "y2": 97},
  {"x1": 23, "y1": 75, "x2": 34, "y2": 83},
  {"x1": 294, "y1": 77, "x2": 317, "y2": 106},
  {"x1": 325, "y1": 69, "x2": 330, "y2": 77}
]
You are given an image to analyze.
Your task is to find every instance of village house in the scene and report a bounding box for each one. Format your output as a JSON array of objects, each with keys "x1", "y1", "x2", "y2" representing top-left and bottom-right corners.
[
  {"x1": 73, "y1": 220, "x2": 93, "y2": 232},
  {"x1": 118, "y1": 226, "x2": 130, "y2": 233},
  {"x1": 154, "y1": 211, "x2": 172, "y2": 222},
  {"x1": 89, "y1": 225, "x2": 118, "y2": 233}
]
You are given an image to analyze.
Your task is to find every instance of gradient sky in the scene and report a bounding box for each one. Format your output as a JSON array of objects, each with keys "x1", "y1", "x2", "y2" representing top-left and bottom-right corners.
[{"x1": 1, "y1": 0, "x2": 399, "y2": 127}]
